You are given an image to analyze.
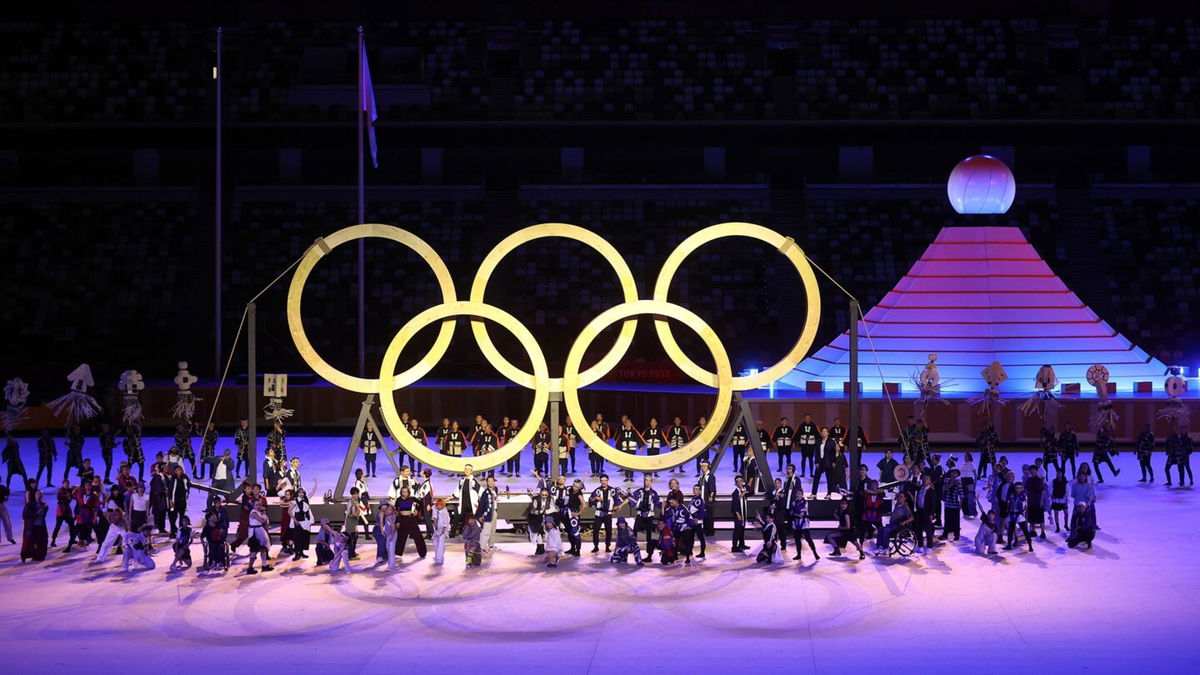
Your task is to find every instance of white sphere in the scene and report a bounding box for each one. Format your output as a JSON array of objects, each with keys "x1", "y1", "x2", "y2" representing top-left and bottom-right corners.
[{"x1": 947, "y1": 155, "x2": 1016, "y2": 214}]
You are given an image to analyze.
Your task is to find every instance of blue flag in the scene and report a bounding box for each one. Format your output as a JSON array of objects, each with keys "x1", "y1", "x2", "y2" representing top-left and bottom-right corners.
[{"x1": 360, "y1": 40, "x2": 378, "y2": 168}]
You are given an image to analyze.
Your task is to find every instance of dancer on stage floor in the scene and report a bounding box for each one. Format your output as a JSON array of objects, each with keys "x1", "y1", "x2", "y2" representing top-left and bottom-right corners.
[
  {"x1": 2, "y1": 432, "x2": 27, "y2": 491},
  {"x1": 698, "y1": 461, "x2": 717, "y2": 536},
  {"x1": 170, "y1": 515, "x2": 193, "y2": 571},
  {"x1": 526, "y1": 487, "x2": 553, "y2": 554},
  {"x1": 589, "y1": 414, "x2": 611, "y2": 477},
  {"x1": 810, "y1": 426, "x2": 835, "y2": 498},
  {"x1": 610, "y1": 517, "x2": 643, "y2": 566},
  {"x1": 19, "y1": 489, "x2": 48, "y2": 563},
  {"x1": 876, "y1": 449, "x2": 898, "y2": 485},
  {"x1": 542, "y1": 515, "x2": 563, "y2": 568},
  {"x1": 615, "y1": 418, "x2": 644, "y2": 482},
  {"x1": 462, "y1": 514, "x2": 482, "y2": 567},
  {"x1": 797, "y1": 413, "x2": 818, "y2": 477},
  {"x1": 1058, "y1": 423, "x2": 1080, "y2": 478},
  {"x1": 0, "y1": 483, "x2": 14, "y2": 544},
  {"x1": 51, "y1": 478, "x2": 74, "y2": 549},
  {"x1": 825, "y1": 498, "x2": 865, "y2": 559},
  {"x1": 666, "y1": 493, "x2": 696, "y2": 565},
  {"x1": 630, "y1": 474, "x2": 660, "y2": 555},
  {"x1": 436, "y1": 417, "x2": 452, "y2": 461},
  {"x1": 1135, "y1": 424, "x2": 1155, "y2": 482},
  {"x1": 938, "y1": 469, "x2": 963, "y2": 541},
  {"x1": 121, "y1": 525, "x2": 155, "y2": 571},
  {"x1": 472, "y1": 423, "x2": 499, "y2": 479},
  {"x1": 789, "y1": 488, "x2": 820, "y2": 561},
  {"x1": 974, "y1": 510, "x2": 1000, "y2": 555},
  {"x1": 197, "y1": 422, "x2": 218, "y2": 481},
  {"x1": 165, "y1": 465, "x2": 190, "y2": 537},
  {"x1": 122, "y1": 424, "x2": 145, "y2": 482},
  {"x1": 95, "y1": 500, "x2": 128, "y2": 564},
  {"x1": 376, "y1": 502, "x2": 396, "y2": 570},
  {"x1": 431, "y1": 498, "x2": 450, "y2": 564},
  {"x1": 1004, "y1": 482, "x2": 1034, "y2": 552},
  {"x1": 477, "y1": 475, "x2": 499, "y2": 554},
  {"x1": 127, "y1": 482, "x2": 149, "y2": 535},
  {"x1": 278, "y1": 489, "x2": 295, "y2": 555},
  {"x1": 233, "y1": 419, "x2": 249, "y2": 478},
  {"x1": 451, "y1": 466, "x2": 482, "y2": 537},
  {"x1": 320, "y1": 520, "x2": 350, "y2": 573},
  {"x1": 501, "y1": 418, "x2": 522, "y2": 478},
  {"x1": 558, "y1": 416, "x2": 579, "y2": 475},
  {"x1": 913, "y1": 474, "x2": 937, "y2": 554},
  {"x1": 875, "y1": 492, "x2": 913, "y2": 553},
  {"x1": 36, "y1": 429, "x2": 56, "y2": 488},
  {"x1": 171, "y1": 424, "x2": 197, "y2": 479},
  {"x1": 63, "y1": 425, "x2": 84, "y2": 484},
  {"x1": 830, "y1": 417, "x2": 847, "y2": 454},
  {"x1": 95, "y1": 423, "x2": 114, "y2": 484},
  {"x1": 589, "y1": 474, "x2": 618, "y2": 553},
  {"x1": 755, "y1": 508, "x2": 782, "y2": 564},
  {"x1": 688, "y1": 483, "x2": 708, "y2": 559},
  {"x1": 206, "y1": 448, "x2": 235, "y2": 497},
  {"x1": 1174, "y1": 427, "x2": 1194, "y2": 486},
  {"x1": 442, "y1": 420, "x2": 467, "y2": 465},
  {"x1": 395, "y1": 486, "x2": 427, "y2": 559},
  {"x1": 245, "y1": 499, "x2": 273, "y2": 574},
  {"x1": 1092, "y1": 426, "x2": 1121, "y2": 483},
  {"x1": 730, "y1": 475, "x2": 750, "y2": 553},
  {"x1": 772, "y1": 417, "x2": 795, "y2": 473}
]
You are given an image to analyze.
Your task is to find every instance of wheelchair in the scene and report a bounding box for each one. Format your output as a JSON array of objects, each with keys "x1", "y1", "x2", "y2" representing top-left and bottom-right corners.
[
  {"x1": 874, "y1": 525, "x2": 916, "y2": 558},
  {"x1": 200, "y1": 535, "x2": 231, "y2": 573}
]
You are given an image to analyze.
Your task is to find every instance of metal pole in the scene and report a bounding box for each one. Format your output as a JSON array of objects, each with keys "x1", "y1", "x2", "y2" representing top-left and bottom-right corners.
[
  {"x1": 549, "y1": 392, "x2": 562, "y2": 483},
  {"x1": 356, "y1": 26, "x2": 366, "y2": 378},
  {"x1": 214, "y1": 27, "x2": 223, "y2": 375},
  {"x1": 247, "y1": 301, "x2": 258, "y2": 485},
  {"x1": 848, "y1": 299, "x2": 860, "y2": 477}
]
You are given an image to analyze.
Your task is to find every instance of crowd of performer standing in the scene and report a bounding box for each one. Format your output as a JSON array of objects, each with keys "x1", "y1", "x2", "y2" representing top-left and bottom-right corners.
[{"x1": 1, "y1": 409, "x2": 1191, "y2": 572}]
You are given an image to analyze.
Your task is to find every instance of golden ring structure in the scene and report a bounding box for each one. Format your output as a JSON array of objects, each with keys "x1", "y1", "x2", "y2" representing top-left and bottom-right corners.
[
  {"x1": 287, "y1": 221, "x2": 822, "y2": 474},
  {"x1": 377, "y1": 300, "x2": 551, "y2": 473},
  {"x1": 562, "y1": 300, "x2": 733, "y2": 472},
  {"x1": 287, "y1": 224, "x2": 458, "y2": 394},
  {"x1": 652, "y1": 222, "x2": 822, "y2": 391},
  {"x1": 469, "y1": 223, "x2": 640, "y2": 392}
]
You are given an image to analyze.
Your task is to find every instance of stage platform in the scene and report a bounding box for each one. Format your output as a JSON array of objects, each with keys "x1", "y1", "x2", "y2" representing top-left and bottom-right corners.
[{"x1": 0, "y1": 448, "x2": 1196, "y2": 673}]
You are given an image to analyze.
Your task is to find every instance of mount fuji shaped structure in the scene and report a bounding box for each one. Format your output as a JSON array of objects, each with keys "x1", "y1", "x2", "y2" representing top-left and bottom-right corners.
[{"x1": 784, "y1": 226, "x2": 1167, "y2": 394}]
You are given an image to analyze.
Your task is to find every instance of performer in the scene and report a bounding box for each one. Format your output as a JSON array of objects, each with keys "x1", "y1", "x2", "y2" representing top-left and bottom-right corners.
[
  {"x1": 824, "y1": 498, "x2": 864, "y2": 559},
  {"x1": 630, "y1": 475, "x2": 660, "y2": 555},
  {"x1": 788, "y1": 489, "x2": 820, "y2": 561},
  {"x1": 1025, "y1": 466, "x2": 1047, "y2": 540},
  {"x1": 92, "y1": 423, "x2": 114, "y2": 484},
  {"x1": 233, "y1": 419, "x2": 250, "y2": 478},
  {"x1": 405, "y1": 417, "x2": 428, "y2": 475},
  {"x1": 60, "y1": 424, "x2": 84, "y2": 484},
  {"x1": 589, "y1": 474, "x2": 618, "y2": 552},
  {"x1": 343, "y1": 487, "x2": 366, "y2": 559},
  {"x1": 321, "y1": 520, "x2": 350, "y2": 573},
  {"x1": 526, "y1": 487, "x2": 553, "y2": 554},
  {"x1": 1058, "y1": 423, "x2": 1080, "y2": 478},
  {"x1": 50, "y1": 478, "x2": 74, "y2": 549},
  {"x1": 450, "y1": 466, "x2": 482, "y2": 537},
  {"x1": 472, "y1": 423, "x2": 499, "y2": 478},
  {"x1": 938, "y1": 468, "x2": 963, "y2": 541},
  {"x1": 643, "y1": 418, "x2": 665, "y2": 477},
  {"x1": 688, "y1": 416, "x2": 708, "y2": 476},
  {"x1": 1091, "y1": 426, "x2": 1121, "y2": 483},
  {"x1": 431, "y1": 498, "x2": 450, "y2": 564},
  {"x1": 796, "y1": 413, "x2": 818, "y2": 477},
  {"x1": 197, "y1": 422, "x2": 218, "y2": 481},
  {"x1": 267, "y1": 420, "x2": 287, "y2": 464},
  {"x1": 974, "y1": 510, "x2": 1000, "y2": 556},
  {"x1": 615, "y1": 418, "x2": 644, "y2": 481},
  {"x1": 730, "y1": 475, "x2": 749, "y2": 552},
  {"x1": 698, "y1": 461, "x2": 717, "y2": 536},
  {"x1": 976, "y1": 422, "x2": 999, "y2": 478},
  {"x1": 170, "y1": 515, "x2": 194, "y2": 571},
  {"x1": 2, "y1": 432, "x2": 27, "y2": 490},
  {"x1": 476, "y1": 475, "x2": 500, "y2": 554},
  {"x1": 436, "y1": 417, "x2": 452, "y2": 460},
  {"x1": 560, "y1": 416, "x2": 580, "y2": 475},
  {"x1": 36, "y1": 429, "x2": 56, "y2": 488},
  {"x1": 1003, "y1": 481, "x2": 1034, "y2": 552},
  {"x1": 664, "y1": 493, "x2": 695, "y2": 565},
  {"x1": 532, "y1": 422, "x2": 551, "y2": 477},
  {"x1": 810, "y1": 427, "x2": 837, "y2": 498},
  {"x1": 687, "y1": 483, "x2": 708, "y2": 559},
  {"x1": 1038, "y1": 425, "x2": 1060, "y2": 477},
  {"x1": 462, "y1": 514, "x2": 482, "y2": 567},
  {"x1": 755, "y1": 508, "x2": 782, "y2": 564},
  {"x1": 772, "y1": 417, "x2": 795, "y2": 472},
  {"x1": 565, "y1": 505, "x2": 583, "y2": 557},
  {"x1": 1135, "y1": 424, "x2": 1155, "y2": 482},
  {"x1": 162, "y1": 465, "x2": 189, "y2": 537},
  {"x1": 542, "y1": 515, "x2": 563, "y2": 568},
  {"x1": 360, "y1": 421, "x2": 381, "y2": 478},
  {"x1": 501, "y1": 417, "x2": 522, "y2": 477},
  {"x1": 610, "y1": 518, "x2": 644, "y2": 565},
  {"x1": 591, "y1": 414, "x2": 612, "y2": 477},
  {"x1": 730, "y1": 420, "x2": 750, "y2": 475},
  {"x1": 19, "y1": 489, "x2": 48, "y2": 563},
  {"x1": 120, "y1": 525, "x2": 155, "y2": 571},
  {"x1": 667, "y1": 416, "x2": 690, "y2": 473},
  {"x1": 416, "y1": 468, "x2": 435, "y2": 540},
  {"x1": 911, "y1": 419, "x2": 931, "y2": 469},
  {"x1": 394, "y1": 485, "x2": 427, "y2": 559},
  {"x1": 290, "y1": 487, "x2": 313, "y2": 562},
  {"x1": 1173, "y1": 426, "x2": 1194, "y2": 486},
  {"x1": 443, "y1": 420, "x2": 467, "y2": 461}
]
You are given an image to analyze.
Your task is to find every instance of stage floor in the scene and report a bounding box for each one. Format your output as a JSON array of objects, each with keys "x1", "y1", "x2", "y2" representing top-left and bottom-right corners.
[{"x1": 1, "y1": 438, "x2": 1197, "y2": 673}]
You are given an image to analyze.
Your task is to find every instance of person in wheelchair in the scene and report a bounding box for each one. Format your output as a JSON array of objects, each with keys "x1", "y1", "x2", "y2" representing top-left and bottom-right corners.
[
  {"x1": 874, "y1": 491, "x2": 914, "y2": 553},
  {"x1": 200, "y1": 511, "x2": 229, "y2": 572}
]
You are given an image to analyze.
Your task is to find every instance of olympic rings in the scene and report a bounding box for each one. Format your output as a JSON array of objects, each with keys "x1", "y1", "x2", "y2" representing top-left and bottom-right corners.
[
  {"x1": 563, "y1": 300, "x2": 733, "y2": 472},
  {"x1": 289, "y1": 221, "x2": 823, "y2": 474},
  {"x1": 652, "y1": 222, "x2": 821, "y2": 391},
  {"x1": 377, "y1": 301, "x2": 550, "y2": 473},
  {"x1": 287, "y1": 224, "x2": 458, "y2": 394},
  {"x1": 470, "y1": 223, "x2": 640, "y2": 392}
]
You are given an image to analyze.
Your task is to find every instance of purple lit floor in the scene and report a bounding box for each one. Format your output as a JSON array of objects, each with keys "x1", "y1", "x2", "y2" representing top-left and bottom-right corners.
[{"x1": 1, "y1": 436, "x2": 1198, "y2": 673}]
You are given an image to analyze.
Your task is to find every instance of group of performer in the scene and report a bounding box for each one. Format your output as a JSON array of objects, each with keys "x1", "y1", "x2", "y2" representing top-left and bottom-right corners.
[{"x1": 3, "y1": 408, "x2": 1191, "y2": 573}]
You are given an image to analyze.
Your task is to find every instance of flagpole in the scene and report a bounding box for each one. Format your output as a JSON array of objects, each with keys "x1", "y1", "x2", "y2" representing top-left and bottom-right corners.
[
  {"x1": 215, "y1": 26, "x2": 223, "y2": 376},
  {"x1": 356, "y1": 25, "x2": 366, "y2": 378}
]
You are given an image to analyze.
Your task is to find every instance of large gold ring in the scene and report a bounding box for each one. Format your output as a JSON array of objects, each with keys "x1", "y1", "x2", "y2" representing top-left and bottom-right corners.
[
  {"x1": 377, "y1": 301, "x2": 550, "y2": 473},
  {"x1": 469, "y1": 223, "x2": 640, "y2": 392},
  {"x1": 562, "y1": 300, "x2": 732, "y2": 472},
  {"x1": 286, "y1": 224, "x2": 458, "y2": 394},
  {"x1": 651, "y1": 222, "x2": 821, "y2": 390}
]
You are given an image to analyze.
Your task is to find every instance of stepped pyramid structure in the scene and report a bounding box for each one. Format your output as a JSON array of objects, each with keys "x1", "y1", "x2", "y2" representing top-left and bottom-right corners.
[{"x1": 784, "y1": 226, "x2": 1166, "y2": 394}]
